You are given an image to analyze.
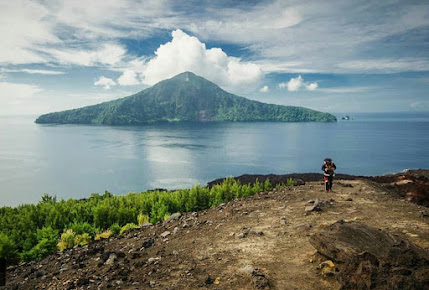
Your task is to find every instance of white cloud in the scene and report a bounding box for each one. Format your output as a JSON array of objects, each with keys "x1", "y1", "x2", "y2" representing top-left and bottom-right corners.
[
  {"x1": 306, "y1": 82, "x2": 318, "y2": 91},
  {"x1": 0, "y1": 82, "x2": 43, "y2": 115},
  {"x1": 188, "y1": 1, "x2": 429, "y2": 74},
  {"x1": 47, "y1": 43, "x2": 126, "y2": 67},
  {"x1": 94, "y1": 76, "x2": 116, "y2": 90},
  {"x1": 0, "y1": 0, "x2": 56, "y2": 64},
  {"x1": 259, "y1": 86, "x2": 269, "y2": 93},
  {"x1": 318, "y1": 86, "x2": 371, "y2": 94},
  {"x1": 118, "y1": 70, "x2": 141, "y2": 86},
  {"x1": 141, "y1": 30, "x2": 263, "y2": 91},
  {"x1": 1, "y1": 68, "x2": 65, "y2": 75},
  {"x1": 286, "y1": 75, "x2": 304, "y2": 91},
  {"x1": 279, "y1": 75, "x2": 318, "y2": 91},
  {"x1": 337, "y1": 58, "x2": 429, "y2": 73}
]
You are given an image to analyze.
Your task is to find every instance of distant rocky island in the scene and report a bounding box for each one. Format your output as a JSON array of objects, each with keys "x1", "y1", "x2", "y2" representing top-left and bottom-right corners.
[{"x1": 35, "y1": 72, "x2": 337, "y2": 125}]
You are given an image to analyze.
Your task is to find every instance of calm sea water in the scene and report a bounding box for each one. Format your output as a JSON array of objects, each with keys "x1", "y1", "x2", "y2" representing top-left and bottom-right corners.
[{"x1": 1, "y1": 112, "x2": 428, "y2": 206}]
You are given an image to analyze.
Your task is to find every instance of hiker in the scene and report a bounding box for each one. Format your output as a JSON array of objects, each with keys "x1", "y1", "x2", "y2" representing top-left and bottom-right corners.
[{"x1": 322, "y1": 158, "x2": 336, "y2": 192}]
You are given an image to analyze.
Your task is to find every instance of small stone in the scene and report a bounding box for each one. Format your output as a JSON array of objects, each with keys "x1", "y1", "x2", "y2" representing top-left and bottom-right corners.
[
  {"x1": 150, "y1": 280, "x2": 156, "y2": 287},
  {"x1": 35, "y1": 270, "x2": 46, "y2": 277},
  {"x1": 165, "y1": 212, "x2": 181, "y2": 223},
  {"x1": 148, "y1": 257, "x2": 161, "y2": 264},
  {"x1": 173, "y1": 227, "x2": 179, "y2": 234},
  {"x1": 240, "y1": 265, "x2": 254, "y2": 275},
  {"x1": 105, "y1": 253, "x2": 117, "y2": 265},
  {"x1": 250, "y1": 229, "x2": 264, "y2": 236},
  {"x1": 236, "y1": 232, "x2": 248, "y2": 239},
  {"x1": 280, "y1": 216, "x2": 287, "y2": 225}
]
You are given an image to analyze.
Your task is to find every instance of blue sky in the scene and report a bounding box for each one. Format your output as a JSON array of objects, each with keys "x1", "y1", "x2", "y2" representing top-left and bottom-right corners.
[{"x1": 0, "y1": 0, "x2": 428, "y2": 115}]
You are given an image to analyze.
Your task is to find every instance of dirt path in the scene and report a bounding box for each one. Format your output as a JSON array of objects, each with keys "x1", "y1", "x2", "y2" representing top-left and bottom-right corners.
[{"x1": 5, "y1": 179, "x2": 429, "y2": 289}]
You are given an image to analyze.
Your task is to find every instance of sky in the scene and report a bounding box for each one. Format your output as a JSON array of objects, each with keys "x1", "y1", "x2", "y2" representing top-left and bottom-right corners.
[{"x1": 0, "y1": 0, "x2": 429, "y2": 115}]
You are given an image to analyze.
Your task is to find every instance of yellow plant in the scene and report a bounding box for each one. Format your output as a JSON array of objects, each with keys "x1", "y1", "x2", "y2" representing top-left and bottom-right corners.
[
  {"x1": 137, "y1": 213, "x2": 150, "y2": 225},
  {"x1": 163, "y1": 213, "x2": 171, "y2": 221},
  {"x1": 57, "y1": 229, "x2": 75, "y2": 251},
  {"x1": 119, "y1": 223, "x2": 139, "y2": 235},
  {"x1": 94, "y1": 230, "x2": 113, "y2": 240},
  {"x1": 74, "y1": 233, "x2": 91, "y2": 246}
]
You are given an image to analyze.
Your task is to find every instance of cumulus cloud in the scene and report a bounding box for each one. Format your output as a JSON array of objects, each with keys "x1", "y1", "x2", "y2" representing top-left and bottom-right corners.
[
  {"x1": 140, "y1": 30, "x2": 263, "y2": 91},
  {"x1": 94, "y1": 76, "x2": 116, "y2": 90},
  {"x1": 279, "y1": 75, "x2": 318, "y2": 91},
  {"x1": 259, "y1": 86, "x2": 269, "y2": 93},
  {"x1": 117, "y1": 70, "x2": 141, "y2": 86},
  {"x1": 306, "y1": 82, "x2": 318, "y2": 91}
]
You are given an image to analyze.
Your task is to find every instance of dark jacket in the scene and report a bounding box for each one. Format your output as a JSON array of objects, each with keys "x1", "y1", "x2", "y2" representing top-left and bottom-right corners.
[{"x1": 322, "y1": 162, "x2": 336, "y2": 177}]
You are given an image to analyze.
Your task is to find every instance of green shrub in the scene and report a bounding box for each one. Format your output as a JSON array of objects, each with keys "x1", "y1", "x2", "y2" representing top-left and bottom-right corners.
[
  {"x1": 110, "y1": 223, "x2": 121, "y2": 235},
  {"x1": 0, "y1": 234, "x2": 18, "y2": 261},
  {"x1": 264, "y1": 179, "x2": 272, "y2": 191},
  {"x1": 93, "y1": 204, "x2": 117, "y2": 229},
  {"x1": 68, "y1": 222, "x2": 96, "y2": 238},
  {"x1": 0, "y1": 175, "x2": 270, "y2": 263},
  {"x1": 287, "y1": 178, "x2": 294, "y2": 186},
  {"x1": 21, "y1": 226, "x2": 59, "y2": 261}
]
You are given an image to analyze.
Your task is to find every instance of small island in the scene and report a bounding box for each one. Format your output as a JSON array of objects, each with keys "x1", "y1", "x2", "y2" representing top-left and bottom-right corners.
[{"x1": 35, "y1": 72, "x2": 337, "y2": 125}]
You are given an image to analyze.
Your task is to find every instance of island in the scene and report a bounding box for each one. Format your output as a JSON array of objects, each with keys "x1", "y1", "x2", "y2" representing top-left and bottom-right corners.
[{"x1": 35, "y1": 72, "x2": 337, "y2": 125}]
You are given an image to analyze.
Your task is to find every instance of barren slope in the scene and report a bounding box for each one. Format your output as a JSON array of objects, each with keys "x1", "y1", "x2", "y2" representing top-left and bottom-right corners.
[{"x1": 4, "y1": 179, "x2": 429, "y2": 289}]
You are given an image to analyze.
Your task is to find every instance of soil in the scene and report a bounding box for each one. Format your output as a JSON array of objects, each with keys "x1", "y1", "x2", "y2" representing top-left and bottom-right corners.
[{"x1": 3, "y1": 174, "x2": 429, "y2": 289}]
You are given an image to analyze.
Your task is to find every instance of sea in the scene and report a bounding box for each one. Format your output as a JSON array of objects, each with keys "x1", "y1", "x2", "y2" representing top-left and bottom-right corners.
[{"x1": 1, "y1": 112, "x2": 428, "y2": 206}]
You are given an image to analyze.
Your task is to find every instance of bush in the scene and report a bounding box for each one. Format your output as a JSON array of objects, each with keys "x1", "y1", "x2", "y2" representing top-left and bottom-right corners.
[
  {"x1": 119, "y1": 223, "x2": 139, "y2": 235},
  {"x1": 287, "y1": 178, "x2": 294, "y2": 186},
  {"x1": 0, "y1": 175, "x2": 270, "y2": 263},
  {"x1": 68, "y1": 222, "x2": 96, "y2": 238},
  {"x1": 74, "y1": 233, "x2": 91, "y2": 246},
  {"x1": 57, "y1": 229, "x2": 75, "y2": 251},
  {"x1": 21, "y1": 226, "x2": 59, "y2": 261},
  {"x1": 110, "y1": 223, "x2": 121, "y2": 235},
  {"x1": 0, "y1": 234, "x2": 17, "y2": 261},
  {"x1": 93, "y1": 204, "x2": 117, "y2": 229},
  {"x1": 264, "y1": 179, "x2": 272, "y2": 191}
]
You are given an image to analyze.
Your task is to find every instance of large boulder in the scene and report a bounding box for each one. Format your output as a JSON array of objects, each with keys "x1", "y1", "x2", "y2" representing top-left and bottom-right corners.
[{"x1": 310, "y1": 221, "x2": 429, "y2": 289}]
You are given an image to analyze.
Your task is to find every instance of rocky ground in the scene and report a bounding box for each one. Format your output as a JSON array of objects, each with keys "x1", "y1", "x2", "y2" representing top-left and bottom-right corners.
[{"x1": 3, "y1": 172, "x2": 429, "y2": 289}]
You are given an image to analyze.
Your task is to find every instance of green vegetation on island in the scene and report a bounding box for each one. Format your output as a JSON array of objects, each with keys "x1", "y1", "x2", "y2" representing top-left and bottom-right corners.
[
  {"x1": 35, "y1": 72, "x2": 336, "y2": 124},
  {"x1": 0, "y1": 177, "x2": 281, "y2": 264}
]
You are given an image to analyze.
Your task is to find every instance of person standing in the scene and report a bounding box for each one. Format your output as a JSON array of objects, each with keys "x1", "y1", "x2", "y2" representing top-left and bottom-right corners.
[{"x1": 322, "y1": 158, "x2": 336, "y2": 192}]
